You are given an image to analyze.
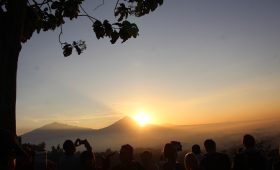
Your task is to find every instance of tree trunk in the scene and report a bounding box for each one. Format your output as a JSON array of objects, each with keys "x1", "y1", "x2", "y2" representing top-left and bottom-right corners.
[{"x1": 0, "y1": 0, "x2": 26, "y2": 135}]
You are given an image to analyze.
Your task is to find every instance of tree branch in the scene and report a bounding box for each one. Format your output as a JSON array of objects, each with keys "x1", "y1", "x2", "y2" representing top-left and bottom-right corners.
[
  {"x1": 114, "y1": 0, "x2": 119, "y2": 12},
  {"x1": 79, "y1": 5, "x2": 97, "y2": 23},
  {"x1": 77, "y1": 14, "x2": 98, "y2": 22},
  {"x1": 93, "y1": 0, "x2": 104, "y2": 11},
  {"x1": 58, "y1": 26, "x2": 65, "y2": 47}
]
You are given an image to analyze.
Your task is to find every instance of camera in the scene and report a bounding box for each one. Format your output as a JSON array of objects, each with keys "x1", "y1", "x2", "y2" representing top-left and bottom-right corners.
[{"x1": 74, "y1": 138, "x2": 86, "y2": 146}]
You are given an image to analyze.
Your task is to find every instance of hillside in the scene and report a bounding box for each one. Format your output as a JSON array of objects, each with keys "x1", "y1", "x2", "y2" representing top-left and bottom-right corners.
[{"x1": 22, "y1": 122, "x2": 96, "y2": 149}]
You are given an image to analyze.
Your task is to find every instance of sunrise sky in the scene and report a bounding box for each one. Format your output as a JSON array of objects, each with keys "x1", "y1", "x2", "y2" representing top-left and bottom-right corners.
[{"x1": 16, "y1": 0, "x2": 280, "y2": 134}]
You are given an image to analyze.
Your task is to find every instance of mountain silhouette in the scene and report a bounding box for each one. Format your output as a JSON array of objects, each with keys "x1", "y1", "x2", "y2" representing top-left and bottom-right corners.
[
  {"x1": 100, "y1": 116, "x2": 140, "y2": 133},
  {"x1": 21, "y1": 117, "x2": 280, "y2": 151},
  {"x1": 22, "y1": 122, "x2": 95, "y2": 148}
]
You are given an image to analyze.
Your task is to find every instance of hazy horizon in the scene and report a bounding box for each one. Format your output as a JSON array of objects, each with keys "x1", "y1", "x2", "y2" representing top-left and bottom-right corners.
[
  {"x1": 21, "y1": 116, "x2": 280, "y2": 151},
  {"x1": 17, "y1": 0, "x2": 280, "y2": 134},
  {"x1": 18, "y1": 114, "x2": 280, "y2": 136}
]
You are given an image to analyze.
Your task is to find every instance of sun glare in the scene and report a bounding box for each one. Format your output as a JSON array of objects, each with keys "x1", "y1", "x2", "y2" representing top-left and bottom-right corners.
[{"x1": 133, "y1": 112, "x2": 150, "y2": 126}]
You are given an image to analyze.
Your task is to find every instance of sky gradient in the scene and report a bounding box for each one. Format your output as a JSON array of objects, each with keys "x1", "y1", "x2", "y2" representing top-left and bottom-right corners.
[{"x1": 17, "y1": 0, "x2": 280, "y2": 134}]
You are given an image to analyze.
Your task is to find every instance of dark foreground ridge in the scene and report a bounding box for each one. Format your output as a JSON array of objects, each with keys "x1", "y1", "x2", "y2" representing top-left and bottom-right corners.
[{"x1": 1, "y1": 125, "x2": 280, "y2": 170}]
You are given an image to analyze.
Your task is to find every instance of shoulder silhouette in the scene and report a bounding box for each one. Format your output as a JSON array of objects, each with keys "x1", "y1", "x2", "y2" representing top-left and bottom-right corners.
[
  {"x1": 200, "y1": 139, "x2": 231, "y2": 170},
  {"x1": 233, "y1": 134, "x2": 267, "y2": 170},
  {"x1": 112, "y1": 144, "x2": 143, "y2": 170},
  {"x1": 162, "y1": 142, "x2": 184, "y2": 170},
  {"x1": 184, "y1": 144, "x2": 203, "y2": 170},
  {"x1": 140, "y1": 151, "x2": 159, "y2": 170}
]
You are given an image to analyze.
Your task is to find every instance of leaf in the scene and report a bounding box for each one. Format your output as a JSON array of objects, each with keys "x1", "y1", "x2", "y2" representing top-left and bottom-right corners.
[
  {"x1": 115, "y1": 3, "x2": 129, "y2": 22},
  {"x1": 157, "y1": 0, "x2": 164, "y2": 5},
  {"x1": 63, "y1": 43, "x2": 73, "y2": 57},
  {"x1": 51, "y1": 1, "x2": 60, "y2": 9},
  {"x1": 103, "y1": 20, "x2": 113, "y2": 37},
  {"x1": 149, "y1": 0, "x2": 158, "y2": 12},
  {"x1": 119, "y1": 27, "x2": 129, "y2": 43},
  {"x1": 93, "y1": 20, "x2": 105, "y2": 39},
  {"x1": 130, "y1": 24, "x2": 139, "y2": 38},
  {"x1": 118, "y1": 13, "x2": 124, "y2": 22},
  {"x1": 72, "y1": 40, "x2": 86, "y2": 55},
  {"x1": 110, "y1": 31, "x2": 119, "y2": 44}
]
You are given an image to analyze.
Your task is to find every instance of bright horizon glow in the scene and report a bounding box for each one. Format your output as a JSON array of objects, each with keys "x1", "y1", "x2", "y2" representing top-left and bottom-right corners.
[{"x1": 133, "y1": 112, "x2": 150, "y2": 126}]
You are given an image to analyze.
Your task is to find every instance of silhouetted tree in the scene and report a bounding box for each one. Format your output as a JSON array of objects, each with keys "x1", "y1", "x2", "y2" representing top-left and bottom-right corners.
[
  {"x1": 22, "y1": 142, "x2": 46, "y2": 151},
  {"x1": 0, "y1": 0, "x2": 163, "y2": 134}
]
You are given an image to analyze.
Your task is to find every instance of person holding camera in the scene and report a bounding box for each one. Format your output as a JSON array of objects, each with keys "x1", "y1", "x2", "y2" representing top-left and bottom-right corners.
[
  {"x1": 77, "y1": 139, "x2": 96, "y2": 170},
  {"x1": 59, "y1": 138, "x2": 95, "y2": 170},
  {"x1": 59, "y1": 139, "x2": 79, "y2": 170}
]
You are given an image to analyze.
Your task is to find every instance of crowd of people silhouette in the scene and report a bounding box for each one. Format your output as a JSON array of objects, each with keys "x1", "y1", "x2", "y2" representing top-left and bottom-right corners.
[{"x1": 1, "y1": 129, "x2": 279, "y2": 170}]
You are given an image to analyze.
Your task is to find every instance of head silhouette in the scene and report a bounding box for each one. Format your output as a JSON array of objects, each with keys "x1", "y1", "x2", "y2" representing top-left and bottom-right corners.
[
  {"x1": 63, "y1": 140, "x2": 76, "y2": 155},
  {"x1": 243, "y1": 134, "x2": 255, "y2": 149},
  {"x1": 192, "y1": 144, "x2": 201, "y2": 154},
  {"x1": 204, "y1": 139, "x2": 216, "y2": 153},
  {"x1": 163, "y1": 143, "x2": 177, "y2": 162},
  {"x1": 119, "y1": 144, "x2": 133, "y2": 164},
  {"x1": 185, "y1": 152, "x2": 199, "y2": 170}
]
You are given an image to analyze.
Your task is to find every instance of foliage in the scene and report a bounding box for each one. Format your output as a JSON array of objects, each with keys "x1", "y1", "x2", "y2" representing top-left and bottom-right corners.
[
  {"x1": 0, "y1": 0, "x2": 164, "y2": 57},
  {"x1": 47, "y1": 144, "x2": 64, "y2": 164},
  {"x1": 22, "y1": 142, "x2": 46, "y2": 151}
]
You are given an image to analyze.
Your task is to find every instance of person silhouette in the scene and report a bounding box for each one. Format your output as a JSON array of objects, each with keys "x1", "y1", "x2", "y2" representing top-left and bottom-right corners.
[
  {"x1": 59, "y1": 138, "x2": 95, "y2": 170},
  {"x1": 140, "y1": 151, "x2": 158, "y2": 170},
  {"x1": 233, "y1": 134, "x2": 267, "y2": 170},
  {"x1": 184, "y1": 153, "x2": 199, "y2": 170},
  {"x1": 200, "y1": 139, "x2": 231, "y2": 170},
  {"x1": 184, "y1": 144, "x2": 203, "y2": 170},
  {"x1": 97, "y1": 151, "x2": 116, "y2": 170},
  {"x1": 59, "y1": 139, "x2": 79, "y2": 170},
  {"x1": 192, "y1": 144, "x2": 204, "y2": 164},
  {"x1": 58, "y1": 139, "x2": 79, "y2": 170},
  {"x1": 112, "y1": 144, "x2": 143, "y2": 170},
  {"x1": 80, "y1": 150, "x2": 95, "y2": 170},
  {"x1": 162, "y1": 142, "x2": 184, "y2": 170},
  {"x1": 78, "y1": 139, "x2": 96, "y2": 170}
]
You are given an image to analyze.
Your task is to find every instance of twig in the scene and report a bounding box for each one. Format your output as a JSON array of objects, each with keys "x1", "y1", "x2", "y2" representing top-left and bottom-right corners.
[
  {"x1": 79, "y1": 5, "x2": 97, "y2": 23},
  {"x1": 114, "y1": 0, "x2": 120, "y2": 11},
  {"x1": 93, "y1": 0, "x2": 104, "y2": 11},
  {"x1": 58, "y1": 26, "x2": 66, "y2": 47},
  {"x1": 77, "y1": 14, "x2": 97, "y2": 22}
]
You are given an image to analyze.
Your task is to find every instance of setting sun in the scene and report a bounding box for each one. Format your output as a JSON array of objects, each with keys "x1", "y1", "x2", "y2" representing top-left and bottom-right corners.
[{"x1": 133, "y1": 112, "x2": 150, "y2": 126}]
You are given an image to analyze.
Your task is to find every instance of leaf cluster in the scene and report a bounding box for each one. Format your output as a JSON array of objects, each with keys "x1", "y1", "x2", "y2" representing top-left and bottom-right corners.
[
  {"x1": 0, "y1": 0, "x2": 163, "y2": 56},
  {"x1": 62, "y1": 40, "x2": 86, "y2": 57},
  {"x1": 114, "y1": 0, "x2": 164, "y2": 19},
  {"x1": 20, "y1": 0, "x2": 84, "y2": 42},
  {"x1": 93, "y1": 19, "x2": 139, "y2": 44}
]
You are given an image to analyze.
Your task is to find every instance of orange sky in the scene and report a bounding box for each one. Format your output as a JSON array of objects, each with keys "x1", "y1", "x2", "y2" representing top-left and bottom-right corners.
[{"x1": 16, "y1": 0, "x2": 280, "y2": 134}]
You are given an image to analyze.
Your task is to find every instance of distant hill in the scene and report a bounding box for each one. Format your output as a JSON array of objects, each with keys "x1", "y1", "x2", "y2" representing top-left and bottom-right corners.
[
  {"x1": 22, "y1": 122, "x2": 96, "y2": 149},
  {"x1": 21, "y1": 117, "x2": 280, "y2": 151}
]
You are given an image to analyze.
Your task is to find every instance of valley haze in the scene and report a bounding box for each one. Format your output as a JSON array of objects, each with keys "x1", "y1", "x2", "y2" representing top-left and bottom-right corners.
[{"x1": 22, "y1": 117, "x2": 280, "y2": 152}]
